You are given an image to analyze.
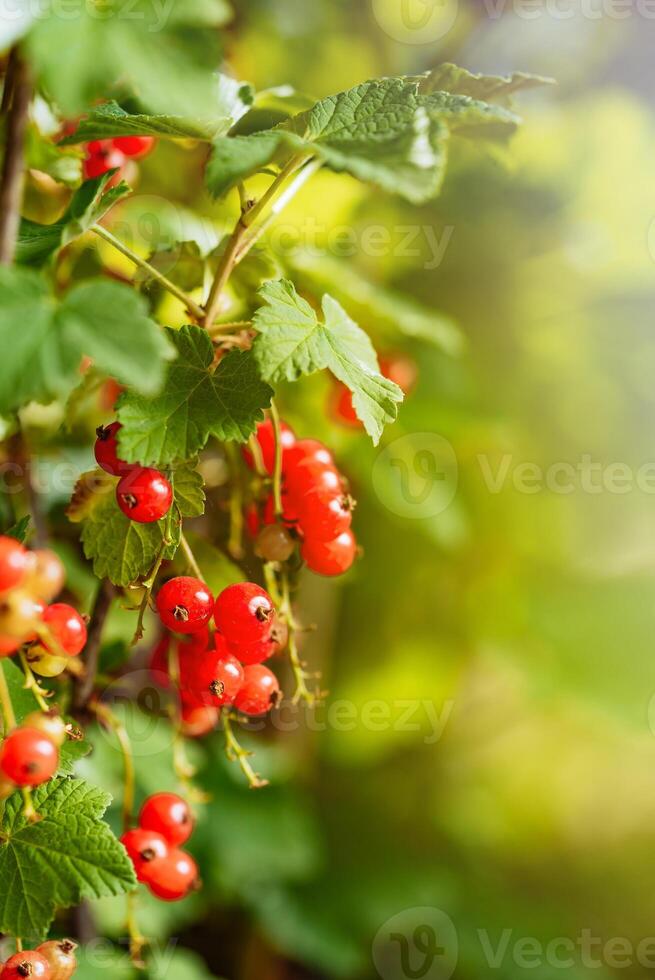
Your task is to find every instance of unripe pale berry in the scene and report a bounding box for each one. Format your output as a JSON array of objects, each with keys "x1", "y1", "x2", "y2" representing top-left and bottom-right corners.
[{"x1": 35, "y1": 940, "x2": 78, "y2": 980}]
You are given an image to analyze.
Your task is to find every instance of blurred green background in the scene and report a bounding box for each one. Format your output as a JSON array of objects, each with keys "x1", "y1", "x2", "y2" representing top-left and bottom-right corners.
[{"x1": 18, "y1": 0, "x2": 655, "y2": 977}]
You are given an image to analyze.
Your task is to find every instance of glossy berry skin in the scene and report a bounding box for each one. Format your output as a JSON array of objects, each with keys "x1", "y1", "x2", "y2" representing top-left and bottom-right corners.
[
  {"x1": 120, "y1": 827, "x2": 169, "y2": 882},
  {"x1": 24, "y1": 711, "x2": 67, "y2": 747},
  {"x1": 0, "y1": 535, "x2": 30, "y2": 593},
  {"x1": 301, "y1": 529, "x2": 357, "y2": 577},
  {"x1": 146, "y1": 848, "x2": 198, "y2": 901},
  {"x1": 180, "y1": 699, "x2": 219, "y2": 737},
  {"x1": 242, "y1": 418, "x2": 296, "y2": 473},
  {"x1": 255, "y1": 523, "x2": 295, "y2": 562},
  {"x1": 284, "y1": 442, "x2": 341, "y2": 497},
  {"x1": 299, "y1": 489, "x2": 354, "y2": 541},
  {"x1": 83, "y1": 142, "x2": 125, "y2": 179},
  {"x1": 234, "y1": 664, "x2": 281, "y2": 716},
  {"x1": 139, "y1": 793, "x2": 193, "y2": 847},
  {"x1": 214, "y1": 583, "x2": 276, "y2": 644},
  {"x1": 156, "y1": 577, "x2": 213, "y2": 634},
  {"x1": 24, "y1": 549, "x2": 66, "y2": 602},
  {"x1": 116, "y1": 467, "x2": 173, "y2": 524},
  {"x1": 111, "y1": 135, "x2": 155, "y2": 159},
  {"x1": 228, "y1": 621, "x2": 288, "y2": 666},
  {"x1": 284, "y1": 439, "x2": 334, "y2": 474},
  {"x1": 94, "y1": 422, "x2": 133, "y2": 476},
  {"x1": 25, "y1": 650, "x2": 68, "y2": 677},
  {"x1": 42, "y1": 603, "x2": 87, "y2": 656},
  {"x1": 36, "y1": 941, "x2": 77, "y2": 980},
  {"x1": 0, "y1": 951, "x2": 51, "y2": 979},
  {"x1": 180, "y1": 640, "x2": 244, "y2": 707},
  {"x1": 0, "y1": 727, "x2": 59, "y2": 787}
]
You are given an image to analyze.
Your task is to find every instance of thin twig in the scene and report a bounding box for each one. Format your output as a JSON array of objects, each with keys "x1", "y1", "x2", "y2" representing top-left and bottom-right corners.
[
  {"x1": 202, "y1": 210, "x2": 250, "y2": 329},
  {"x1": 0, "y1": 49, "x2": 31, "y2": 265},
  {"x1": 91, "y1": 224, "x2": 205, "y2": 322},
  {"x1": 74, "y1": 579, "x2": 114, "y2": 710},
  {"x1": 269, "y1": 400, "x2": 284, "y2": 518},
  {"x1": 222, "y1": 711, "x2": 268, "y2": 789},
  {"x1": 179, "y1": 531, "x2": 203, "y2": 580},
  {"x1": 19, "y1": 652, "x2": 52, "y2": 712}
]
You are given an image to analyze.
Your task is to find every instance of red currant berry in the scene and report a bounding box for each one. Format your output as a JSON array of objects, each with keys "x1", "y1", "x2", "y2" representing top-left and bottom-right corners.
[
  {"x1": 0, "y1": 951, "x2": 51, "y2": 980},
  {"x1": 35, "y1": 940, "x2": 77, "y2": 980},
  {"x1": 42, "y1": 603, "x2": 87, "y2": 656},
  {"x1": 180, "y1": 641, "x2": 244, "y2": 706},
  {"x1": 242, "y1": 418, "x2": 296, "y2": 473},
  {"x1": 0, "y1": 536, "x2": 30, "y2": 592},
  {"x1": 298, "y1": 489, "x2": 354, "y2": 540},
  {"x1": 263, "y1": 491, "x2": 301, "y2": 530},
  {"x1": 111, "y1": 135, "x2": 155, "y2": 159},
  {"x1": 214, "y1": 583, "x2": 276, "y2": 644},
  {"x1": 284, "y1": 442, "x2": 340, "y2": 498},
  {"x1": 180, "y1": 699, "x2": 219, "y2": 738},
  {"x1": 0, "y1": 727, "x2": 59, "y2": 786},
  {"x1": 94, "y1": 422, "x2": 133, "y2": 476},
  {"x1": 234, "y1": 664, "x2": 281, "y2": 716},
  {"x1": 301, "y1": 529, "x2": 357, "y2": 577},
  {"x1": 156, "y1": 577, "x2": 213, "y2": 635},
  {"x1": 0, "y1": 634, "x2": 20, "y2": 657},
  {"x1": 116, "y1": 467, "x2": 173, "y2": 524},
  {"x1": 139, "y1": 792, "x2": 193, "y2": 847},
  {"x1": 229, "y1": 620, "x2": 288, "y2": 666},
  {"x1": 149, "y1": 634, "x2": 171, "y2": 687},
  {"x1": 120, "y1": 827, "x2": 169, "y2": 882},
  {"x1": 83, "y1": 143, "x2": 125, "y2": 179},
  {"x1": 284, "y1": 438, "x2": 334, "y2": 473},
  {"x1": 146, "y1": 849, "x2": 199, "y2": 901}
]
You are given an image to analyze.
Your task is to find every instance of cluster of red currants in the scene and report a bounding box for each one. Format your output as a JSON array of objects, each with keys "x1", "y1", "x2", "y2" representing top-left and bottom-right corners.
[
  {"x1": 0, "y1": 939, "x2": 78, "y2": 979},
  {"x1": 82, "y1": 135, "x2": 155, "y2": 181},
  {"x1": 0, "y1": 711, "x2": 68, "y2": 795},
  {"x1": 244, "y1": 418, "x2": 358, "y2": 576},
  {"x1": 121, "y1": 793, "x2": 198, "y2": 902},
  {"x1": 95, "y1": 422, "x2": 173, "y2": 525},
  {"x1": 0, "y1": 536, "x2": 87, "y2": 677},
  {"x1": 151, "y1": 577, "x2": 283, "y2": 733}
]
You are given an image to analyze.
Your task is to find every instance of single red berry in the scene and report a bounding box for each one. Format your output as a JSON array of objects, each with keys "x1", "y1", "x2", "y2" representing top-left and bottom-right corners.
[
  {"x1": 120, "y1": 827, "x2": 169, "y2": 882},
  {"x1": 149, "y1": 633, "x2": 171, "y2": 687},
  {"x1": 284, "y1": 438, "x2": 334, "y2": 473},
  {"x1": 214, "y1": 583, "x2": 276, "y2": 644},
  {"x1": 0, "y1": 634, "x2": 20, "y2": 657},
  {"x1": 242, "y1": 418, "x2": 296, "y2": 473},
  {"x1": 116, "y1": 467, "x2": 173, "y2": 523},
  {"x1": 42, "y1": 603, "x2": 87, "y2": 656},
  {"x1": 156, "y1": 577, "x2": 213, "y2": 635},
  {"x1": 111, "y1": 135, "x2": 155, "y2": 159},
  {"x1": 228, "y1": 620, "x2": 288, "y2": 666},
  {"x1": 94, "y1": 422, "x2": 133, "y2": 476},
  {"x1": 180, "y1": 639, "x2": 244, "y2": 706},
  {"x1": 139, "y1": 792, "x2": 193, "y2": 847},
  {"x1": 0, "y1": 951, "x2": 51, "y2": 979},
  {"x1": 0, "y1": 536, "x2": 30, "y2": 592},
  {"x1": 35, "y1": 939, "x2": 77, "y2": 980},
  {"x1": 0, "y1": 727, "x2": 59, "y2": 786},
  {"x1": 180, "y1": 699, "x2": 219, "y2": 737},
  {"x1": 83, "y1": 143, "x2": 125, "y2": 179},
  {"x1": 284, "y1": 441, "x2": 341, "y2": 498},
  {"x1": 145, "y1": 848, "x2": 199, "y2": 901},
  {"x1": 298, "y1": 488, "x2": 354, "y2": 541},
  {"x1": 234, "y1": 664, "x2": 281, "y2": 716},
  {"x1": 301, "y1": 529, "x2": 357, "y2": 577}
]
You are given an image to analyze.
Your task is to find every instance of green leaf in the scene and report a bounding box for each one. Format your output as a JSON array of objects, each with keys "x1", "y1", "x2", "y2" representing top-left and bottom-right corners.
[
  {"x1": 4, "y1": 516, "x2": 31, "y2": 544},
  {"x1": 60, "y1": 81, "x2": 253, "y2": 145},
  {"x1": 25, "y1": 0, "x2": 231, "y2": 117},
  {"x1": 117, "y1": 326, "x2": 273, "y2": 466},
  {"x1": 139, "y1": 241, "x2": 206, "y2": 294},
  {"x1": 0, "y1": 268, "x2": 175, "y2": 412},
  {"x1": 0, "y1": 659, "x2": 40, "y2": 726},
  {"x1": 0, "y1": 777, "x2": 136, "y2": 942},
  {"x1": 16, "y1": 172, "x2": 131, "y2": 267},
  {"x1": 72, "y1": 471, "x2": 180, "y2": 587},
  {"x1": 252, "y1": 280, "x2": 403, "y2": 443},
  {"x1": 25, "y1": 124, "x2": 82, "y2": 188},
  {"x1": 58, "y1": 737, "x2": 93, "y2": 777},
  {"x1": 417, "y1": 63, "x2": 555, "y2": 105},
  {"x1": 171, "y1": 461, "x2": 206, "y2": 519}
]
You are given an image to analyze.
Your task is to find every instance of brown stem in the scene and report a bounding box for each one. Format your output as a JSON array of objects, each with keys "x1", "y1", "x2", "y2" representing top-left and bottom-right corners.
[
  {"x1": 202, "y1": 213, "x2": 249, "y2": 329},
  {"x1": 74, "y1": 580, "x2": 114, "y2": 710},
  {"x1": 0, "y1": 50, "x2": 31, "y2": 266}
]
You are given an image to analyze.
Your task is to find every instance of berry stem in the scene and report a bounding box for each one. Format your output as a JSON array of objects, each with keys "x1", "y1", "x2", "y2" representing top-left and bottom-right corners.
[
  {"x1": 280, "y1": 571, "x2": 322, "y2": 706},
  {"x1": 0, "y1": 48, "x2": 31, "y2": 265},
  {"x1": 132, "y1": 544, "x2": 167, "y2": 645},
  {"x1": 126, "y1": 891, "x2": 147, "y2": 969},
  {"x1": 74, "y1": 579, "x2": 114, "y2": 709},
  {"x1": 246, "y1": 434, "x2": 267, "y2": 478},
  {"x1": 0, "y1": 661, "x2": 17, "y2": 732},
  {"x1": 269, "y1": 401, "x2": 284, "y2": 519},
  {"x1": 222, "y1": 711, "x2": 269, "y2": 789},
  {"x1": 179, "y1": 532, "x2": 204, "y2": 582},
  {"x1": 19, "y1": 652, "x2": 52, "y2": 712},
  {"x1": 91, "y1": 224, "x2": 206, "y2": 323}
]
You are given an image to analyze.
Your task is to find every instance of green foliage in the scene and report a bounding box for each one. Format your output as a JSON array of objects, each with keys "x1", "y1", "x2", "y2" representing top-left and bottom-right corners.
[
  {"x1": 417, "y1": 63, "x2": 555, "y2": 104},
  {"x1": 16, "y1": 173, "x2": 131, "y2": 267},
  {"x1": 252, "y1": 279, "x2": 403, "y2": 442},
  {"x1": 117, "y1": 327, "x2": 273, "y2": 465},
  {"x1": 4, "y1": 517, "x2": 31, "y2": 544},
  {"x1": 0, "y1": 268, "x2": 174, "y2": 412},
  {"x1": 0, "y1": 778, "x2": 135, "y2": 941}
]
